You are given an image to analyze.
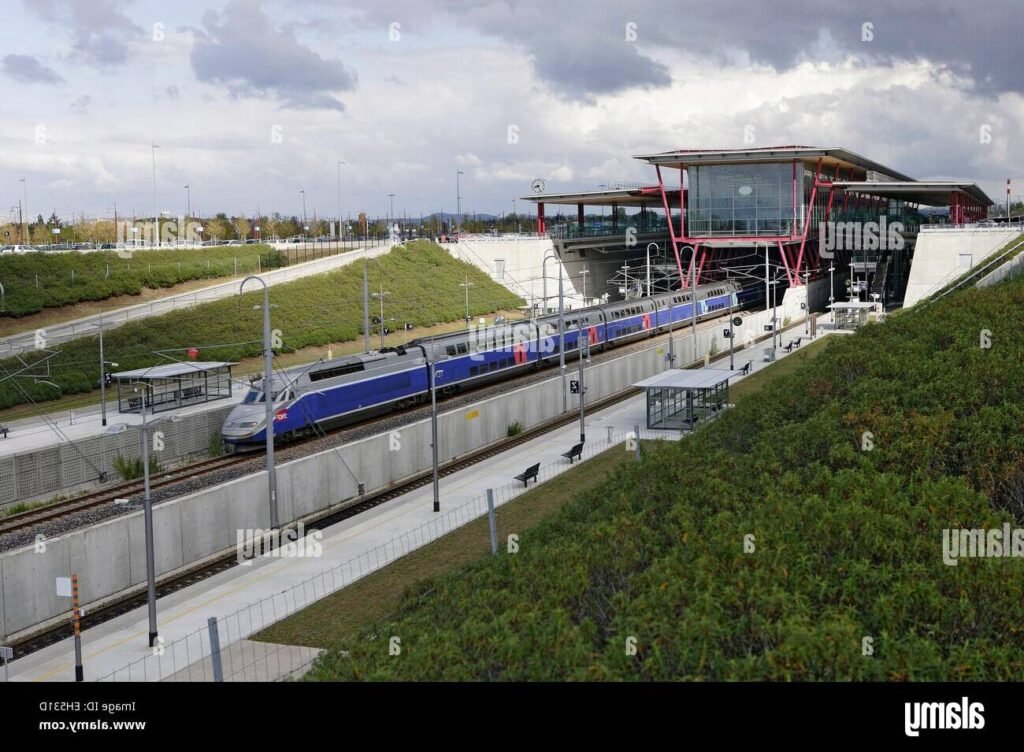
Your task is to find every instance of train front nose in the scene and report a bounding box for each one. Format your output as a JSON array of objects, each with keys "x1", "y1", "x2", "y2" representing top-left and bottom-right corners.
[{"x1": 221, "y1": 405, "x2": 266, "y2": 444}]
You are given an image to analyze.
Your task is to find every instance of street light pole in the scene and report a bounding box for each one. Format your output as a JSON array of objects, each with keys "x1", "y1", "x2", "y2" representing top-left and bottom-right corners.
[
  {"x1": 239, "y1": 276, "x2": 279, "y2": 530},
  {"x1": 363, "y1": 255, "x2": 370, "y2": 353},
  {"x1": 802, "y1": 271, "x2": 811, "y2": 335},
  {"x1": 558, "y1": 261, "x2": 566, "y2": 413},
  {"x1": 456, "y1": 170, "x2": 464, "y2": 234},
  {"x1": 829, "y1": 263, "x2": 835, "y2": 323},
  {"x1": 577, "y1": 322, "x2": 588, "y2": 444},
  {"x1": 300, "y1": 189, "x2": 307, "y2": 238},
  {"x1": 646, "y1": 242, "x2": 658, "y2": 296},
  {"x1": 151, "y1": 144, "x2": 159, "y2": 248},
  {"x1": 580, "y1": 268, "x2": 590, "y2": 306},
  {"x1": 184, "y1": 185, "x2": 191, "y2": 218},
  {"x1": 337, "y1": 160, "x2": 346, "y2": 241},
  {"x1": 459, "y1": 276, "x2": 474, "y2": 328},
  {"x1": 19, "y1": 178, "x2": 27, "y2": 244},
  {"x1": 134, "y1": 382, "x2": 158, "y2": 647},
  {"x1": 430, "y1": 360, "x2": 440, "y2": 513}
]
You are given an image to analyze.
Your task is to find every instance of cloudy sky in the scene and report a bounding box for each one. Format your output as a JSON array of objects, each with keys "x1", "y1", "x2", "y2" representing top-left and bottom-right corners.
[{"x1": 1, "y1": 0, "x2": 1021, "y2": 222}]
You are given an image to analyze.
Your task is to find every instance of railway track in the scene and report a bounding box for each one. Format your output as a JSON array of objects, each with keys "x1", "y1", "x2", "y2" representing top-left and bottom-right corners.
[
  {"x1": 8, "y1": 383, "x2": 642, "y2": 659},
  {"x1": 0, "y1": 454, "x2": 246, "y2": 537}
]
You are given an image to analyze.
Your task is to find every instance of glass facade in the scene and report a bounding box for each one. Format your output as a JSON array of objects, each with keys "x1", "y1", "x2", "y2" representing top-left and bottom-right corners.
[{"x1": 688, "y1": 162, "x2": 798, "y2": 237}]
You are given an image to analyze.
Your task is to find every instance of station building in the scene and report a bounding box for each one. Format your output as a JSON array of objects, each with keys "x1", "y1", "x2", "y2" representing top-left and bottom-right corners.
[{"x1": 521, "y1": 146, "x2": 995, "y2": 311}]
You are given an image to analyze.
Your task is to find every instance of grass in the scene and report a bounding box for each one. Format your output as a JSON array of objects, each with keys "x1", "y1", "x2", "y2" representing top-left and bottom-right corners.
[
  {"x1": 728, "y1": 334, "x2": 830, "y2": 403},
  {"x1": 254, "y1": 446, "x2": 637, "y2": 651},
  {"x1": 0, "y1": 240, "x2": 524, "y2": 414}
]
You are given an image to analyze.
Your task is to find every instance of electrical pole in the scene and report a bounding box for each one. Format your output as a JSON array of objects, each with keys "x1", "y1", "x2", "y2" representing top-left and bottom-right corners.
[
  {"x1": 240, "y1": 277, "x2": 278, "y2": 530},
  {"x1": 577, "y1": 322, "x2": 588, "y2": 444},
  {"x1": 363, "y1": 256, "x2": 370, "y2": 353},
  {"x1": 430, "y1": 360, "x2": 440, "y2": 513}
]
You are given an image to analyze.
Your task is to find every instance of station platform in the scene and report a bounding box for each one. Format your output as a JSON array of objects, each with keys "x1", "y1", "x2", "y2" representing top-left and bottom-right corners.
[{"x1": 2, "y1": 325, "x2": 832, "y2": 682}]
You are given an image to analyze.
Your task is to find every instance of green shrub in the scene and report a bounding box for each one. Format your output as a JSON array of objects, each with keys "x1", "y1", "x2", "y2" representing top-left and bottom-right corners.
[
  {"x1": 506, "y1": 420, "x2": 524, "y2": 437},
  {"x1": 303, "y1": 274, "x2": 1024, "y2": 681}
]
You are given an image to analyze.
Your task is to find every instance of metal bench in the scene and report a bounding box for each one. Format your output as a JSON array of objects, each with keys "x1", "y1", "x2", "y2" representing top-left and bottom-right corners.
[
  {"x1": 792, "y1": 337, "x2": 802, "y2": 348},
  {"x1": 561, "y1": 442, "x2": 584, "y2": 464},
  {"x1": 0, "y1": 425, "x2": 7, "y2": 438},
  {"x1": 739, "y1": 362, "x2": 751, "y2": 376},
  {"x1": 784, "y1": 341, "x2": 796, "y2": 353},
  {"x1": 514, "y1": 462, "x2": 540, "y2": 487}
]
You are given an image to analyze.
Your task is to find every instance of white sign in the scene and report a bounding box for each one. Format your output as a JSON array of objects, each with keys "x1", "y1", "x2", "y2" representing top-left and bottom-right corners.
[{"x1": 56, "y1": 577, "x2": 72, "y2": 597}]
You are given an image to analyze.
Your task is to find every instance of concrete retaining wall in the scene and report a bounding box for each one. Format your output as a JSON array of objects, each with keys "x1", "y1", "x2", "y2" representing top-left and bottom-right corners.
[
  {"x1": 0, "y1": 306, "x2": 788, "y2": 641},
  {"x1": 0, "y1": 405, "x2": 235, "y2": 508},
  {"x1": 904, "y1": 229, "x2": 1021, "y2": 307}
]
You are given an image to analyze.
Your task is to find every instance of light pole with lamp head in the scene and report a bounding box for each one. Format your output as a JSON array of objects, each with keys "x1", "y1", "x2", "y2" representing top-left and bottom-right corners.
[
  {"x1": 184, "y1": 185, "x2": 191, "y2": 218},
  {"x1": 239, "y1": 276, "x2": 279, "y2": 530},
  {"x1": 802, "y1": 270, "x2": 811, "y2": 335},
  {"x1": 459, "y1": 276, "x2": 474, "y2": 328},
  {"x1": 300, "y1": 189, "x2": 307, "y2": 239},
  {"x1": 580, "y1": 268, "x2": 590, "y2": 307},
  {"x1": 151, "y1": 144, "x2": 159, "y2": 247},
  {"x1": 93, "y1": 316, "x2": 119, "y2": 426},
  {"x1": 646, "y1": 242, "x2": 658, "y2": 296},
  {"x1": 456, "y1": 170, "x2": 464, "y2": 234},
  {"x1": 19, "y1": 178, "x2": 27, "y2": 245},
  {"x1": 337, "y1": 160, "x2": 346, "y2": 241},
  {"x1": 131, "y1": 381, "x2": 159, "y2": 647},
  {"x1": 429, "y1": 356, "x2": 440, "y2": 513},
  {"x1": 829, "y1": 263, "x2": 835, "y2": 323}
]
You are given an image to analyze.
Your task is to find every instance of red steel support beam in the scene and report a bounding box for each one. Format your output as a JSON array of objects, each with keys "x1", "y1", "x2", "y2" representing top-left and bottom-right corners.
[
  {"x1": 538, "y1": 202, "x2": 545, "y2": 235},
  {"x1": 792, "y1": 157, "x2": 822, "y2": 286},
  {"x1": 655, "y1": 164, "x2": 686, "y2": 288}
]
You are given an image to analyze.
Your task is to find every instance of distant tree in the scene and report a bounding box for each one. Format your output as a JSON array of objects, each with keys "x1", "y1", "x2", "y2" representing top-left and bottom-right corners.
[{"x1": 232, "y1": 217, "x2": 251, "y2": 239}]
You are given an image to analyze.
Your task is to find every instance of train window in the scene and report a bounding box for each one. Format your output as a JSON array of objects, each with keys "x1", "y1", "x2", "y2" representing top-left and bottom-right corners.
[
  {"x1": 489, "y1": 362, "x2": 498, "y2": 372},
  {"x1": 446, "y1": 345, "x2": 457, "y2": 357},
  {"x1": 470, "y1": 366, "x2": 479, "y2": 376},
  {"x1": 457, "y1": 343, "x2": 468, "y2": 355},
  {"x1": 242, "y1": 389, "x2": 263, "y2": 404}
]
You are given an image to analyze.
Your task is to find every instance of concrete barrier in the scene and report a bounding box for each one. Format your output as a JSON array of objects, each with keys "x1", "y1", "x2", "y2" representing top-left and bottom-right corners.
[
  {"x1": 0, "y1": 405, "x2": 236, "y2": 508},
  {"x1": 0, "y1": 307, "x2": 790, "y2": 641}
]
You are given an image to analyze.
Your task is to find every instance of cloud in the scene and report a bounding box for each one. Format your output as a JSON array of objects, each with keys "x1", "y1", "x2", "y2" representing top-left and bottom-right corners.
[
  {"x1": 2, "y1": 54, "x2": 64, "y2": 84},
  {"x1": 70, "y1": 95, "x2": 92, "y2": 113},
  {"x1": 345, "y1": 0, "x2": 1024, "y2": 99},
  {"x1": 26, "y1": 0, "x2": 143, "y2": 67},
  {"x1": 190, "y1": 0, "x2": 357, "y2": 111}
]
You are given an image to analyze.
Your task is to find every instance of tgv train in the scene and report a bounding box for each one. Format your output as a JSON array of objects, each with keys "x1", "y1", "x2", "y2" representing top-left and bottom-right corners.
[{"x1": 222, "y1": 281, "x2": 756, "y2": 448}]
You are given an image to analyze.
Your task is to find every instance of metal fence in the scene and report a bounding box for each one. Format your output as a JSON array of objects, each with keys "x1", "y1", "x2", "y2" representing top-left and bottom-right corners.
[{"x1": 95, "y1": 425, "x2": 676, "y2": 682}]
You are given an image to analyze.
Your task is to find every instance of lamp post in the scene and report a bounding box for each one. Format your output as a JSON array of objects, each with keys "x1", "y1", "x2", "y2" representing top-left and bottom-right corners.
[
  {"x1": 646, "y1": 242, "x2": 658, "y2": 296},
  {"x1": 456, "y1": 170, "x2": 464, "y2": 234},
  {"x1": 362, "y1": 254, "x2": 371, "y2": 353},
  {"x1": 459, "y1": 276, "x2": 474, "y2": 328},
  {"x1": 580, "y1": 268, "x2": 590, "y2": 306},
  {"x1": 151, "y1": 144, "x2": 159, "y2": 247},
  {"x1": 95, "y1": 316, "x2": 119, "y2": 427},
  {"x1": 802, "y1": 270, "x2": 811, "y2": 335},
  {"x1": 388, "y1": 193, "x2": 395, "y2": 231},
  {"x1": 770, "y1": 279, "x2": 779, "y2": 349},
  {"x1": 337, "y1": 160, "x2": 346, "y2": 241},
  {"x1": 829, "y1": 263, "x2": 835, "y2": 323},
  {"x1": 184, "y1": 185, "x2": 191, "y2": 218},
  {"x1": 430, "y1": 359, "x2": 440, "y2": 513},
  {"x1": 558, "y1": 261, "x2": 566, "y2": 413},
  {"x1": 577, "y1": 320, "x2": 588, "y2": 444},
  {"x1": 131, "y1": 381, "x2": 159, "y2": 647},
  {"x1": 19, "y1": 178, "x2": 27, "y2": 244},
  {"x1": 372, "y1": 289, "x2": 390, "y2": 349},
  {"x1": 541, "y1": 252, "x2": 559, "y2": 315},
  {"x1": 300, "y1": 189, "x2": 307, "y2": 238},
  {"x1": 239, "y1": 276, "x2": 279, "y2": 530},
  {"x1": 680, "y1": 244, "x2": 697, "y2": 364}
]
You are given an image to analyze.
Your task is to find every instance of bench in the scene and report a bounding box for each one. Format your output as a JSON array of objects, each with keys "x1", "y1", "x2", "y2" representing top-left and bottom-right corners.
[
  {"x1": 561, "y1": 442, "x2": 584, "y2": 464},
  {"x1": 514, "y1": 462, "x2": 540, "y2": 487},
  {"x1": 0, "y1": 425, "x2": 7, "y2": 438},
  {"x1": 784, "y1": 341, "x2": 796, "y2": 353},
  {"x1": 739, "y1": 362, "x2": 751, "y2": 376},
  {"x1": 792, "y1": 337, "x2": 802, "y2": 348}
]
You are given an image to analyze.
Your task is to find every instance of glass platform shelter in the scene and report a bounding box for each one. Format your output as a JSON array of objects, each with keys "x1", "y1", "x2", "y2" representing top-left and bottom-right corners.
[{"x1": 634, "y1": 369, "x2": 740, "y2": 430}]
